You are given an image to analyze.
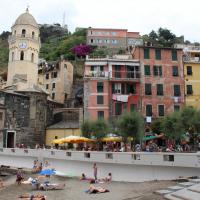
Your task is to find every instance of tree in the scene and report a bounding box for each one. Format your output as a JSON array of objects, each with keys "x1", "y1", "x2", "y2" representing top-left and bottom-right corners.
[
  {"x1": 81, "y1": 120, "x2": 93, "y2": 138},
  {"x1": 180, "y1": 106, "x2": 196, "y2": 133},
  {"x1": 91, "y1": 119, "x2": 108, "y2": 140},
  {"x1": 151, "y1": 118, "x2": 164, "y2": 134},
  {"x1": 116, "y1": 111, "x2": 144, "y2": 145},
  {"x1": 162, "y1": 112, "x2": 184, "y2": 140}
]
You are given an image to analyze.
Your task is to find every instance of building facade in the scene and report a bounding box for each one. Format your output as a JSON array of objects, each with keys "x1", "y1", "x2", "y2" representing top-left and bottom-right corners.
[
  {"x1": 7, "y1": 8, "x2": 40, "y2": 89},
  {"x1": 183, "y1": 46, "x2": 200, "y2": 109},
  {"x1": 84, "y1": 55, "x2": 140, "y2": 121},
  {"x1": 38, "y1": 59, "x2": 74, "y2": 104},
  {"x1": 87, "y1": 28, "x2": 143, "y2": 51},
  {"x1": 133, "y1": 46, "x2": 185, "y2": 120}
]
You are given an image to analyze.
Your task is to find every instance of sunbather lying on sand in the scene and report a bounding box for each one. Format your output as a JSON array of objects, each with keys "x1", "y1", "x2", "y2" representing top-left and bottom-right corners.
[
  {"x1": 18, "y1": 194, "x2": 46, "y2": 200},
  {"x1": 85, "y1": 181, "x2": 110, "y2": 194}
]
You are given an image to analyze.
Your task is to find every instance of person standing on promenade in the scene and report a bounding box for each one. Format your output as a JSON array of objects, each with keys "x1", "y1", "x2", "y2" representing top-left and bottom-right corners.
[{"x1": 93, "y1": 163, "x2": 98, "y2": 181}]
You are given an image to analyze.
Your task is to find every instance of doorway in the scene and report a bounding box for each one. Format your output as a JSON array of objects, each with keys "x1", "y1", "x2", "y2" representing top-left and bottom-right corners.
[{"x1": 6, "y1": 131, "x2": 15, "y2": 148}]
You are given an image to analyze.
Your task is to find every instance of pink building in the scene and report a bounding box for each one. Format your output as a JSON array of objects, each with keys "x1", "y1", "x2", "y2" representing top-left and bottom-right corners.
[
  {"x1": 84, "y1": 55, "x2": 141, "y2": 121},
  {"x1": 133, "y1": 46, "x2": 185, "y2": 121}
]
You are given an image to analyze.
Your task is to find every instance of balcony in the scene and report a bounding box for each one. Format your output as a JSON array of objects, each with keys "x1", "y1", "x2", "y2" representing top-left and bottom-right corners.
[
  {"x1": 84, "y1": 70, "x2": 109, "y2": 78},
  {"x1": 8, "y1": 34, "x2": 40, "y2": 43},
  {"x1": 111, "y1": 70, "x2": 140, "y2": 81},
  {"x1": 183, "y1": 56, "x2": 200, "y2": 63}
]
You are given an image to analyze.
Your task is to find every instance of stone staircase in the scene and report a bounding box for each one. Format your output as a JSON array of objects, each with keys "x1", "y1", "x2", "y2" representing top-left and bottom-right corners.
[{"x1": 155, "y1": 179, "x2": 200, "y2": 200}]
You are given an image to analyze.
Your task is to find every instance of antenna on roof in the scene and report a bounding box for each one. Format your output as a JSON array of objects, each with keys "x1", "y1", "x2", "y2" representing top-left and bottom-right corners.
[{"x1": 62, "y1": 11, "x2": 68, "y2": 32}]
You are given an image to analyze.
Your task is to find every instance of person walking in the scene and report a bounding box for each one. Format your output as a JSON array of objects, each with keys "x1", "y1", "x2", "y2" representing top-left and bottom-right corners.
[{"x1": 93, "y1": 163, "x2": 98, "y2": 181}]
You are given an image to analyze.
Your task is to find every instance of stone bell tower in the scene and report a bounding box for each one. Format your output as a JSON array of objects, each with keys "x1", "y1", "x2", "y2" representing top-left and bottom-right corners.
[{"x1": 7, "y1": 8, "x2": 40, "y2": 89}]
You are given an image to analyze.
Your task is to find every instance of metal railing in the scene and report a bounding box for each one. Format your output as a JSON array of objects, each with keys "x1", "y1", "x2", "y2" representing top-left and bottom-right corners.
[{"x1": 112, "y1": 70, "x2": 140, "y2": 79}]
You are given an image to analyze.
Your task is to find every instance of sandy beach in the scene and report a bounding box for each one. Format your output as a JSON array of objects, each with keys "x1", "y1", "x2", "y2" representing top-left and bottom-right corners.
[{"x1": 0, "y1": 174, "x2": 174, "y2": 200}]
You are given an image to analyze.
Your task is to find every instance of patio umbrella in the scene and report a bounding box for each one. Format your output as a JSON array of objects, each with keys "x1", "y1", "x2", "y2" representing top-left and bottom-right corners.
[
  {"x1": 39, "y1": 169, "x2": 56, "y2": 176},
  {"x1": 101, "y1": 136, "x2": 122, "y2": 142}
]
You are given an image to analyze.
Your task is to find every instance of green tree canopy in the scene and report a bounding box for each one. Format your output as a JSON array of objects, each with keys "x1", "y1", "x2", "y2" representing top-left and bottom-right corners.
[{"x1": 116, "y1": 111, "x2": 144, "y2": 143}]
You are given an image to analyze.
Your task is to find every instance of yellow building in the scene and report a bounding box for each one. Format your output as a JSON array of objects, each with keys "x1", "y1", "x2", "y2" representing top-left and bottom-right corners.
[
  {"x1": 45, "y1": 108, "x2": 83, "y2": 146},
  {"x1": 184, "y1": 46, "x2": 200, "y2": 109}
]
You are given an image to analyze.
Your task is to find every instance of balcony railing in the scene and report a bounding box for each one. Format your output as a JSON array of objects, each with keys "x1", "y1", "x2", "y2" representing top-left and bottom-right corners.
[
  {"x1": 84, "y1": 71, "x2": 109, "y2": 78},
  {"x1": 8, "y1": 34, "x2": 40, "y2": 43},
  {"x1": 111, "y1": 71, "x2": 140, "y2": 79},
  {"x1": 183, "y1": 56, "x2": 200, "y2": 63}
]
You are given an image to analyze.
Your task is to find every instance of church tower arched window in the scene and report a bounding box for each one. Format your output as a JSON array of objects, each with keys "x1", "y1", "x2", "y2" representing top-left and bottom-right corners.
[
  {"x1": 31, "y1": 53, "x2": 34, "y2": 62},
  {"x1": 20, "y1": 51, "x2": 24, "y2": 60},
  {"x1": 22, "y1": 29, "x2": 26, "y2": 37},
  {"x1": 32, "y1": 31, "x2": 35, "y2": 39}
]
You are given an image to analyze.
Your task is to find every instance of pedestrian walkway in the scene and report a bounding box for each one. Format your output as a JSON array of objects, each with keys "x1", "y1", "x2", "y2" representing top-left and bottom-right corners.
[{"x1": 155, "y1": 179, "x2": 200, "y2": 200}]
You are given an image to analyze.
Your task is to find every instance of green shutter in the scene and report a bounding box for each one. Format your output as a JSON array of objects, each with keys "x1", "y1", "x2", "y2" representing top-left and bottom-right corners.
[
  {"x1": 146, "y1": 105, "x2": 152, "y2": 116},
  {"x1": 172, "y1": 50, "x2": 177, "y2": 61},
  {"x1": 155, "y1": 49, "x2": 161, "y2": 60},
  {"x1": 158, "y1": 105, "x2": 164, "y2": 116},
  {"x1": 144, "y1": 48, "x2": 150, "y2": 59},
  {"x1": 144, "y1": 65, "x2": 150, "y2": 76}
]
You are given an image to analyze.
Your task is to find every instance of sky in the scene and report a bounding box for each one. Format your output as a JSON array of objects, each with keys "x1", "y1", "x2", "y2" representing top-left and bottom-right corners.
[{"x1": 0, "y1": 0, "x2": 200, "y2": 42}]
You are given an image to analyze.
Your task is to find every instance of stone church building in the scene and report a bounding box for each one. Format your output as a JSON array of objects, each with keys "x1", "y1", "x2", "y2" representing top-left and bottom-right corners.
[{"x1": 0, "y1": 9, "x2": 62, "y2": 148}]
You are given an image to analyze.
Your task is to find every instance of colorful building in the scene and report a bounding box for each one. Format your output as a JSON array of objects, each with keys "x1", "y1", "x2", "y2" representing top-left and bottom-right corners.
[
  {"x1": 133, "y1": 46, "x2": 185, "y2": 120},
  {"x1": 87, "y1": 28, "x2": 143, "y2": 51},
  {"x1": 84, "y1": 55, "x2": 140, "y2": 121},
  {"x1": 183, "y1": 46, "x2": 200, "y2": 109}
]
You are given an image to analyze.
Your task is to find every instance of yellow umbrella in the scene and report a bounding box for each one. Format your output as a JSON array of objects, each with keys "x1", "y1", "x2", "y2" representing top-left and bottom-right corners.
[
  {"x1": 101, "y1": 137, "x2": 122, "y2": 142},
  {"x1": 60, "y1": 136, "x2": 96, "y2": 143}
]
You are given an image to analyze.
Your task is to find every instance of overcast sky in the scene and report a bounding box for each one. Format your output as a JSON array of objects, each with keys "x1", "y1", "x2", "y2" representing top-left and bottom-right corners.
[{"x1": 0, "y1": 0, "x2": 199, "y2": 41}]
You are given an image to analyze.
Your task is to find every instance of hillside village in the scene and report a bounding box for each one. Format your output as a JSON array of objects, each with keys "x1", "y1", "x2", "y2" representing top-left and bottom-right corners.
[{"x1": 0, "y1": 8, "x2": 200, "y2": 150}]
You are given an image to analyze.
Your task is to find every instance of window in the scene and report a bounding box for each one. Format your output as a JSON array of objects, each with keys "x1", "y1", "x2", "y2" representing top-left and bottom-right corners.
[
  {"x1": 52, "y1": 93, "x2": 55, "y2": 99},
  {"x1": 157, "y1": 84, "x2": 163, "y2": 96},
  {"x1": 172, "y1": 50, "x2": 177, "y2": 61},
  {"x1": 187, "y1": 66, "x2": 192, "y2": 75},
  {"x1": 158, "y1": 105, "x2": 164, "y2": 116},
  {"x1": 172, "y1": 66, "x2": 178, "y2": 76},
  {"x1": 20, "y1": 51, "x2": 24, "y2": 60},
  {"x1": 46, "y1": 84, "x2": 49, "y2": 89},
  {"x1": 115, "y1": 65, "x2": 121, "y2": 78},
  {"x1": 174, "y1": 85, "x2": 181, "y2": 96},
  {"x1": 52, "y1": 72, "x2": 57, "y2": 78},
  {"x1": 112, "y1": 83, "x2": 121, "y2": 94},
  {"x1": 91, "y1": 39, "x2": 93, "y2": 43},
  {"x1": 174, "y1": 105, "x2": 180, "y2": 112},
  {"x1": 145, "y1": 84, "x2": 152, "y2": 95},
  {"x1": 98, "y1": 111, "x2": 104, "y2": 119},
  {"x1": 97, "y1": 82, "x2": 103, "y2": 93},
  {"x1": 130, "y1": 104, "x2": 137, "y2": 112},
  {"x1": 22, "y1": 29, "x2": 26, "y2": 37},
  {"x1": 155, "y1": 49, "x2": 161, "y2": 60},
  {"x1": 11, "y1": 52, "x2": 14, "y2": 61},
  {"x1": 31, "y1": 53, "x2": 34, "y2": 63},
  {"x1": 144, "y1": 48, "x2": 150, "y2": 59},
  {"x1": 153, "y1": 66, "x2": 162, "y2": 76},
  {"x1": 32, "y1": 31, "x2": 35, "y2": 39},
  {"x1": 46, "y1": 73, "x2": 49, "y2": 79},
  {"x1": 127, "y1": 83, "x2": 136, "y2": 94},
  {"x1": 115, "y1": 102, "x2": 122, "y2": 115},
  {"x1": 186, "y1": 85, "x2": 193, "y2": 95},
  {"x1": 146, "y1": 105, "x2": 152, "y2": 116},
  {"x1": 52, "y1": 83, "x2": 56, "y2": 89},
  {"x1": 97, "y1": 95, "x2": 104, "y2": 104},
  {"x1": 144, "y1": 65, "x2": 151, "y2": 76}
]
